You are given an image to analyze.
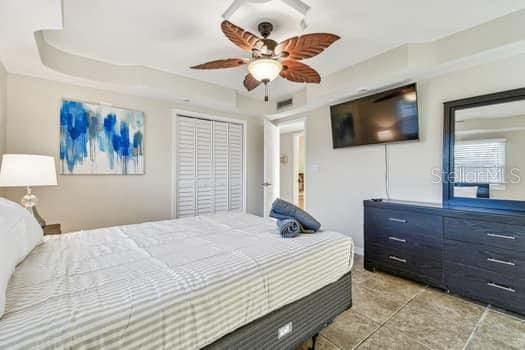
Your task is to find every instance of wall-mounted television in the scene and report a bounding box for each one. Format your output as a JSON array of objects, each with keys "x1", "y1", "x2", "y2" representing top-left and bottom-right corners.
[{"x1": 330, "y1": 83, "x2": 419, "y2": 148}]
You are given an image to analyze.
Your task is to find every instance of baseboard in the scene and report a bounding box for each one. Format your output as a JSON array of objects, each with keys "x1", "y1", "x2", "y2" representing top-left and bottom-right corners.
[{"x1": 354, "y1": 246, "x2": 364, "y2": 256}]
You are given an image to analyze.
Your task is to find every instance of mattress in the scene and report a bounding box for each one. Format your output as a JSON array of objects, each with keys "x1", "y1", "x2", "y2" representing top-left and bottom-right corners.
[{"x1": 0, "y1": 212, "x2": 354, "y2": 350}]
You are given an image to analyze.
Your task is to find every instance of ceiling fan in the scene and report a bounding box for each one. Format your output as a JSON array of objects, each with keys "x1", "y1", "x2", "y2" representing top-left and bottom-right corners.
[{"x1": 191, "y1": 20, "x2": 340, "y2": 102}]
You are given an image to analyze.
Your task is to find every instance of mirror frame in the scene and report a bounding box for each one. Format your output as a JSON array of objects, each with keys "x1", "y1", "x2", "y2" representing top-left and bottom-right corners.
[{"x1": 443, "y1": 87, "x2": 525, "y2": 211}]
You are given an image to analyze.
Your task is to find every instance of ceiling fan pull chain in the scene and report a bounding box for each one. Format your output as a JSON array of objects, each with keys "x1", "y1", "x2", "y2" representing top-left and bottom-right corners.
[{"x1": 264, "y1": 80, "x2": 269, "y2": 102}]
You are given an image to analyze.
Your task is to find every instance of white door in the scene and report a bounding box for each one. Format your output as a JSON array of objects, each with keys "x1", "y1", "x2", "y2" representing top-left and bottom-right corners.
[
  {"x1": 195, "y1": 119, "x2": 214, "y2": 215},
  {"x1": 228, "y1": 123, "x2": 244, "y2": 211},
  {"x1": 175, "y1": 116, "x2": 197, "y2": 217},
  {"x1": 175, "y1": 115, "x2": 244, "y2": 218},
  {"x1": 263, "y1": 120, "x2": 280, "y2": 217},
  {"x1": 213, "y1": 121, "x2": 229, "y2": 212}
]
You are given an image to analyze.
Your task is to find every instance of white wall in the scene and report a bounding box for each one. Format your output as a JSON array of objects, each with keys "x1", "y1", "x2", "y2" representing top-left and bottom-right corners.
[
  {"x1": 5, "y1": 74, "x2": 264, "y2": 232},
  {"x1": 297, "y1": 134, "x2": 305, "y2": 173},
  {"x1": 280, "y1": 132, "x2": 294, "y2": 202},
  {"x1": 0, "y1": 62, "x2": 6, "y2": 197},
  {"x1": 304, "y1": 53, "x2": 525, "y2": 251},
  {"x1": 280, "y1": 132, "x2": 306, "y2": 204}
]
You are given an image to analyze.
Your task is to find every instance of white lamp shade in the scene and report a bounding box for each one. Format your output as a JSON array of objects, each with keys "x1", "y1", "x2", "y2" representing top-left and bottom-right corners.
[
  {"x1": 0, "y1": 154, "x2": 58, "y2": 187},
  {"x1": 248, "y1": 59, "x2": 283, "y2": 82}
]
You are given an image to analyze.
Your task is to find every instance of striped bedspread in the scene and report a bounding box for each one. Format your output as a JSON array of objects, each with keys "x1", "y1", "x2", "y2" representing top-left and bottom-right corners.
[{"x1": 0, "y1": 213, "x2": 354, "y2": 350}]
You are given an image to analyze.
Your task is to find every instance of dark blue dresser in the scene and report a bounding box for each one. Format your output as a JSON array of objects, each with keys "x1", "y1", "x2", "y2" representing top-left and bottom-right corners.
[{"x1": 364, "y1": 199, "x2": 525, "y2": 315}]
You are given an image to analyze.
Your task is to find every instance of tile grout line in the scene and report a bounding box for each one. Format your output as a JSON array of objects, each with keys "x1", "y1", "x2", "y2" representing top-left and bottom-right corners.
[
  {"x1": 351, "y1": 286, "x2": 430, "y2": 349},
  {"x1": 462, "y1": 306, "x2": 489, "y2": 350},
  {"x1": 349, "y1": 317, "x2": 382, "y2": 350},
  {"x1": 318, "y1": 334, "x2": 344, "y2": 350}
]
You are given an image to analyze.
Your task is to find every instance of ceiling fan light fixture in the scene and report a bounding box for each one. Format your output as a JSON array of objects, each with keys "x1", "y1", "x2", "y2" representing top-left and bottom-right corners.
[
  {"x1": 248, "y1": 59, "x2": 282, "y2": 82},
  {"x1": 190, "y1": 20, "x2": 339, "y2": 102}
]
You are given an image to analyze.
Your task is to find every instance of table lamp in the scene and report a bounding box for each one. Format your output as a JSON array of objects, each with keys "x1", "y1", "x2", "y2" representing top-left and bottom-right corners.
[{"x1": 0, "y1": 154, "x2": 58, "y2": 227}]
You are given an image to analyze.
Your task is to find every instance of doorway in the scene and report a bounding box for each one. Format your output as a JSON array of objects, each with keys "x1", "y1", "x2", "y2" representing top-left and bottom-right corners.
[
  {"x1": 279, "y1": 121, "x2": 305, "y2": 209},
  {"x1": 293, "y1": 133, "x2": 305, "y2": 209},
  {"x1": 262, "y1": 119, "x2": 306, "y2": 216}
]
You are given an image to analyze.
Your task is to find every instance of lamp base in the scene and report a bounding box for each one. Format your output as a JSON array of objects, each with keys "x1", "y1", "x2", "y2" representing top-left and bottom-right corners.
[
  {"x1": 32, "y1": 206, "x2": 47, "y2": 228},
  {"x1": 21, "y1": 187, "x2": 46, "y2": 228}
]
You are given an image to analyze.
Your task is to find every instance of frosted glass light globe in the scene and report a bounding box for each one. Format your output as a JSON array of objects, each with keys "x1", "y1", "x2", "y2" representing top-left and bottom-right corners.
[{"x1": 248, "y1": 59, "x2": 283, "y2": 82}]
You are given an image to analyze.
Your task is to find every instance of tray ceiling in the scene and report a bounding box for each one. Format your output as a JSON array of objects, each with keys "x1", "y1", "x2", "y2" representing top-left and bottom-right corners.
[{"x1": 42, "y1": 0, "x2": 525, "y2": 99}]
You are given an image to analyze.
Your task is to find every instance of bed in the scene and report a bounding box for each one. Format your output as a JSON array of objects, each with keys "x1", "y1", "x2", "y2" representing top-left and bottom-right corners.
[{"x1": 0, "y1": 212, "x2": 354, "y2": 350}]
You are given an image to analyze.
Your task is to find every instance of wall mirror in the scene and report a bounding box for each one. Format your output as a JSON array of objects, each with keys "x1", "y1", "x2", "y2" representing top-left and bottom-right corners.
[{"x1": 443, "y1": 88, "x2": 525, "y2": 211}]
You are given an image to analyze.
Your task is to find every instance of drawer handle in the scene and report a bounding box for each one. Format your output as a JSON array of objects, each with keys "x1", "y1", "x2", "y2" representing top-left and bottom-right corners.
[
  {"x1": 487, "y1": 282, "x2": 516, "y2": 293},
  {"x1": 487, "y1": 233, "x2": 516, "y2": 240},
  {"x1": 487, "y1": 258, "x2": 515, "y2": 266},
  {"x1": 388, "y1": 236, "x2": 407, "y2": 243},
  {"x1": 388, "y1": 218, "x2": 407, "y2": 223},
  {"x1": 388, "y1": 255, "x2": 407, "y2": 263}
]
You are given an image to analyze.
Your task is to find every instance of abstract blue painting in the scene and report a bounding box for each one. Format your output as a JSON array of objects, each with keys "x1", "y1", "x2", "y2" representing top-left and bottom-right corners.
[{"x1": 59, "y1": 100, "x2": 145, "y2": 175}]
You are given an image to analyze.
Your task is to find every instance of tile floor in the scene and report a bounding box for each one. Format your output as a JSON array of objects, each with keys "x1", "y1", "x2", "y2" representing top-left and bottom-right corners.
[{"x1": 298, "y1": 255, "x2": 525, "y2": 350}]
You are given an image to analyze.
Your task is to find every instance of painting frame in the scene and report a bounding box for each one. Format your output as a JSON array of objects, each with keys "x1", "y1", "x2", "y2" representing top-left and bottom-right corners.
[{"x1": 59, "y1": 98, "x2": 146, "y2": 175}]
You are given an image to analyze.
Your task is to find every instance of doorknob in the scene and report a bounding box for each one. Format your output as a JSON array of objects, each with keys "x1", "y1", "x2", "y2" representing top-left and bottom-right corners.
[{"x1": 262, "y1": 182, "x2": 272, "y2": 187}]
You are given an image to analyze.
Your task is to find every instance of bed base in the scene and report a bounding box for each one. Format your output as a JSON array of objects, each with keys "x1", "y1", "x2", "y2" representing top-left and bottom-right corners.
[{"x1": 205, "y1": 271, "x2": 352, "y2": 350}]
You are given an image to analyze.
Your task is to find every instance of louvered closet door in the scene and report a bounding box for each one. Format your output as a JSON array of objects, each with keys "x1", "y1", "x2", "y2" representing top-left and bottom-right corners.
[
  {"x1": 175, "y1": 116, "x2": 244, "y2": 218},
  {"x1": 196, "y1": 119, "x2": 214, "y2": 215},
  {"x1": 175, "y1": 117, "x2": 196, "y2": 217},
  {"x1": 213, "y1": 121, "x2": 229, "y2": 212},
  {"x1": 229, "y1": 123, "x2": 243, "y2": 211}
]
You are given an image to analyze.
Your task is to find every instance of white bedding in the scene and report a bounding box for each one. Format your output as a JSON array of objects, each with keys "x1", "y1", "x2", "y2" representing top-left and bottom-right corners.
[{"x1": 0, "y1": 212, "x2": 354, "y2": 350}]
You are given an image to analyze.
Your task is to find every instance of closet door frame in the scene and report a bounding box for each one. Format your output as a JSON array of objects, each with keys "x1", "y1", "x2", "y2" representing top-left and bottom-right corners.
[{"x1": 171, "y1": 109, "x2": 247, "y2": 218}]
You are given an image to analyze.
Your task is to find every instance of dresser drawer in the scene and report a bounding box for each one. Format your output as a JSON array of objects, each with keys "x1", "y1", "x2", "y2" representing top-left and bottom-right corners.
[
  {"x1": 366, "y1": 207, "x2": 443, "y2": 241},
  {"x1": 444, "y1": 240, "x2": 525, "y2": 279},
  {"x1": 444, "y1": 218, "x2": 525, "y2": 252},
  {"x1": 445, "y1": 262, "x2": 525, "y2": 315},
  {"x1": 413, "y1": 244, "x2": 443, "y2": 283},
  {"x1": 366, "y1": 230, "x2": 441, "y2": 250},
  {"x1": 366, "y1": 243, "x2": 416, "y2": 273},
  {"x1": 366, "y1": 243, "x2": 442, "y2": 282}
]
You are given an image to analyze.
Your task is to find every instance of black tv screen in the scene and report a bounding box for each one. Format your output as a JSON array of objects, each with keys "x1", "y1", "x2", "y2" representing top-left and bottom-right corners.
[{"x1": 330, "y1": 83, "x2": 419, "y2": 148}]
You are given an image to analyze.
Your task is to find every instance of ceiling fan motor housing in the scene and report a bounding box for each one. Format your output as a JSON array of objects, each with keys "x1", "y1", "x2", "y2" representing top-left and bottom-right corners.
[{"x1": 258, "y1": 21, "x2": 274, "y2": 38}]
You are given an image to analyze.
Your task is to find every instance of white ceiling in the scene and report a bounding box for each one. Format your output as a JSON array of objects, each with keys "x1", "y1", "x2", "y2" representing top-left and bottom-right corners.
[{"x1": 42, "y1": 0, "x2": 525, "y2": 99}]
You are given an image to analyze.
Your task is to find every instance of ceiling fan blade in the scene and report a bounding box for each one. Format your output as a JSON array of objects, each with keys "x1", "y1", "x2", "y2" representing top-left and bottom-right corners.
[
  {"x1": 221, "y1": 20, "x2": 265, "y2": 52},
  {"x1": 275, "y1": 33, "x2": 340, "y2": 60},
  {"x1": 243, "y1": 73, "x2": 261, "y2": 91},
  {"x1": 280, "y1": 60, "x2": 321, "y2": 84},
  {"x1": 191, "y1": 58, "x2": 248, "y2": 69}
]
